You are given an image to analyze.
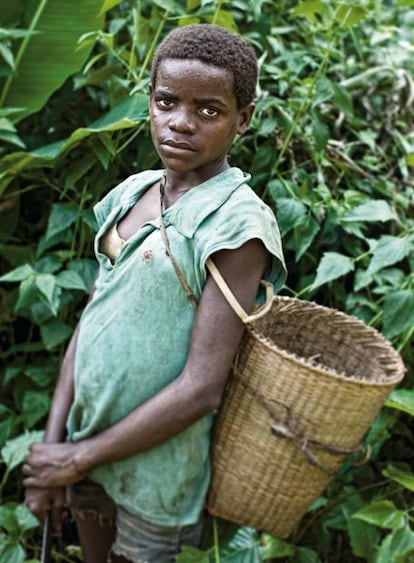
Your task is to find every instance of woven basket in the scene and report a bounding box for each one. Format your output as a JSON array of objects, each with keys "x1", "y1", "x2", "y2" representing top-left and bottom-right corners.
[{"x1": 207, "y1": 296, "x2": 406, "y2": 538}]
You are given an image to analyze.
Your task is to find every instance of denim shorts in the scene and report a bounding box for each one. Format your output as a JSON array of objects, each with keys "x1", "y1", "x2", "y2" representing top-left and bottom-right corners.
[{"x1": 67, "y1": 480, "x2": 205, "y2": 563}]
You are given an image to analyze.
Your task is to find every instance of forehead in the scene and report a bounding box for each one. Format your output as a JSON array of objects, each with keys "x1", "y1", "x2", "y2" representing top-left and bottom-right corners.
[{"x1": 154, "y1": 58, "x2": 235, "y2": 99}]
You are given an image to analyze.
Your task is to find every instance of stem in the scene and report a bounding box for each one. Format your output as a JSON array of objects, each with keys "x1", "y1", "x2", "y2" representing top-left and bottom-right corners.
[
  {"x1": 0, "y1": 0, "x2": 48, "y2": 106},
  {"x1": 136, "y1": 11, "x2": 169, "y2": 85},
  {"x1": 213, "y1": 518, "x2": 221, "y2": 563},
  {"x1": 212, "y1": 0, "x2": 224, "y2": 24}
]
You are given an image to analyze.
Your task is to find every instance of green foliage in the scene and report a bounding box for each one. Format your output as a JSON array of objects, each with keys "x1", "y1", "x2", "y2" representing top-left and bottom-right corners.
[{"x1": 0, "y1": 0, "x2": 413, "y2": 561}]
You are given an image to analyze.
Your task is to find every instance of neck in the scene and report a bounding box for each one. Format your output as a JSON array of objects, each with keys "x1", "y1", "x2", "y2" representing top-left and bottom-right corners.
[{"x1": 163, "y1": 160, "x2": 230, "y2": 193}]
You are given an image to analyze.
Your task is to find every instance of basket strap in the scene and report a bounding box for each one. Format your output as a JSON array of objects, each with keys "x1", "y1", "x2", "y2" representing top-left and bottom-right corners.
[{"x1": 206, "y1": 258, "x2": 274, "y2": 325}]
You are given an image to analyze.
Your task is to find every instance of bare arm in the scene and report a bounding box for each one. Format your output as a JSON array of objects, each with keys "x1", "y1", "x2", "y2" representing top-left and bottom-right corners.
[
  {"x1": 23, "y1": 240, "x2": 269, "y2": 486},
  {"x1": 24, "y1": 280, "x2": 96, "y2": 526}
]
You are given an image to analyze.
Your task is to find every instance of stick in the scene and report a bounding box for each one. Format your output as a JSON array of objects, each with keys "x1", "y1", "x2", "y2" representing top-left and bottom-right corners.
[{"x1": 41, "y1": 511, "x2": 52, "y2": 563}]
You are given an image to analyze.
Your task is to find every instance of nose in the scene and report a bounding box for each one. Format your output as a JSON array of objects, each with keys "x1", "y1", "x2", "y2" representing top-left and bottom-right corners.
[{"x1": 168, "y1": 107, "x2": 196, "y2": 134}]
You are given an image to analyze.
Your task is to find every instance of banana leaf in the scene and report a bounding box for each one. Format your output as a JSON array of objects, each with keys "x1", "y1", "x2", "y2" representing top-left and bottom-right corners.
[{"x1": 0, "y1": 0, "x2": 105, "y2": 121}]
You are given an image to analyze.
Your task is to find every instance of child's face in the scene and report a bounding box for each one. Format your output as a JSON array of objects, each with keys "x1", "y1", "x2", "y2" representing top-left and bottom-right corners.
[{"x1": 150, "y1": 58, "x2": 254, "y2": 178}]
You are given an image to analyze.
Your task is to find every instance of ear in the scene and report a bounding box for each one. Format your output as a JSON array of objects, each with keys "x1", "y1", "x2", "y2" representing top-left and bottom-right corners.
[{"x1": 237, "y1": 103, "x2": 255, "y2": 135}]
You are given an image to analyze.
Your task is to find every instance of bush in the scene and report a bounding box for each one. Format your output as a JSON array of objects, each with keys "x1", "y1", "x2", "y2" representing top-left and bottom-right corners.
[{"x1": 0, "y1": 1, "x2": 413, "y2": 561}]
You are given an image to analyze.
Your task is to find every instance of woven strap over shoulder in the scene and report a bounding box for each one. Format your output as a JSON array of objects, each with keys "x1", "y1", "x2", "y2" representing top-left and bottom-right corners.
[{"x1": 206, "y1": 258, "x2": 274, "y2": 324}]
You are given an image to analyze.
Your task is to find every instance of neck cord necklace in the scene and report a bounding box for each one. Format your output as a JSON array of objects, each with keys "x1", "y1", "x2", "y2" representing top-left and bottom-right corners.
[
  {"x1": 159, "y1": 171, "x2": 167, "y2": 212},
  {"x1": 158, "y1": 171, "x2": 198, "y2": 308}
]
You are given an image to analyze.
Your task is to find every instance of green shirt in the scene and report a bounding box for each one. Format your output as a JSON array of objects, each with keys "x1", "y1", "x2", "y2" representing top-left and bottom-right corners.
[{"x1": 66, "y1": 167, "x2": 286, "y2": 526}]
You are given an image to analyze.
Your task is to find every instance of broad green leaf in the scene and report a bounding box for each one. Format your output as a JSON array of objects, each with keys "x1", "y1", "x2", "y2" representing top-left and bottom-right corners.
[
  {"x1": 221, "y1": 526, "x2": 261, "y2": 562},
  {"x1": 0, "y1": 263, "x2": 34, "y2": 283},
  {"x1": 386, "y1": 389, "x2": 414, "y2": 416},
  {"x1": 383, "y1": 465, "x2": 414, "y2": 492},
  {"x1": 312, "y1": 252, "x2": 355, "y2": 289},
  {"x1": 1, "y1": 431, "x2": 43, "y2": 471},
  {"x1": 40, "y1": 320, "x2": 73, "y2": 350},
  {"x1": 175, "y1": 546, "x2": 210, "y2": 562},
  {"x1": 276, "y1": 198, "x2": 308, "y2": 235},
  {"x1": 376, "y1": 525, "x2": 414, "y2": 563},
  {"x1": 99, "y1": 0, "x2": 124, "y2": 14},
  {"x1": 24, "y1": 366, "x2": 53, "y2": 387},
  {"x1": 406, "y1": 153, "x2": 414, "y2": 166},
  {"x1": 346, "y1": 516, "x2": 380, "y2": 559},
  {"x1": 56, "y1": 270, "x2": 89, "y2": 292},
  {"x1": 383, "y1": 290, "x2": 414, "y2": 339},
  {"x1": 314, "y1": 75, "x2": 334, "y2": 106},
  {"x1": 332, "y1": 83, "x2": 353, "y2": 115},
  {"x1": 15, "y1": 504, "x2": 39, "y2": 533},
  {"x1": 35, "y1": 273, "x2": 56, "y2": 306},
  {"x1": 262, "y1": 534, "x2": 295, "y2": 558},
  {"x1": 341, "y1": 200, "x2": 396, "y2": 223},
  {"x1": 0, "y1": 538, "x2": 25, "y2": 563},
  {"x1": 312, "y1": 113, "x2": 329, "y2": 150},
  {"x1": 294, "y1": 215, "x2": 320, "y2": 262},
  {"x1": 292, "y1": 1, "x2": 324, "y2": 23},
  {"x1": 68, "y1": 259, "x2": 98, "y2": 292},
  {"x1": 334, "y1": 5, "x2": 368, "y2": 27},
  {"x1": 22, "y1": 391, "x2": 51, "y2": 428},
  {"x1": 353, "y1": 500, "x2": 405, "y2": 530},
  {"x1": 45, "y1": 203, "x2": 80, "y2": 241},
  {"x1": 0, "y1": 505, "x2": 17, "y2": 532},
  {"x1": 367, "y1": 235, "x2": 412, "y2": 274},
  {"x1": 15, "y1": 276, "x2": 38, "y2": 311},
  {"x1": 0, "y1": 0, "x2": 105, "y2": 121},
  {"x1": 0, "y1": 94, "x2": 149, "y2": 197}
]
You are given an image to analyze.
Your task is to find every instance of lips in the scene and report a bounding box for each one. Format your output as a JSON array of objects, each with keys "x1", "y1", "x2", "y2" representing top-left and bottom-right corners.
[{"x1": 162, "y1": 139, "x2": 196, "y2": 152}]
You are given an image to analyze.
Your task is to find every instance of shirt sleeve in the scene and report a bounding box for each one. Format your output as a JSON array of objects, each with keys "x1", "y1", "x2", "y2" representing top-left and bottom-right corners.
[{"x1": 194, "y1": 186, "x2": 287, "y2": 294}]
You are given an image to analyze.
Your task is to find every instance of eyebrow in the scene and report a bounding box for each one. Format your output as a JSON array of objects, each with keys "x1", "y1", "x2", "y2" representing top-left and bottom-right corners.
[{"x1": 153, "y1": 88, "x2": 228, "y2": 107}]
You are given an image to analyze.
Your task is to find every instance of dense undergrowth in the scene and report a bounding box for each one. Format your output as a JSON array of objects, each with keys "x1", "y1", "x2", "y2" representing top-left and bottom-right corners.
[{"x1": 0, "y1": 0, "x2": 413, "y2": 561}]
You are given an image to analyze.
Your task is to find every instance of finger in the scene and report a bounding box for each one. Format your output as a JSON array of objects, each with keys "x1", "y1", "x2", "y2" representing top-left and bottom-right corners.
[
  {"x1": 51, "y1": 507, "x2": 63, "y2": 537},
  {"x1": 22, "y1": 463, "x2": 32, "y2": 476},
  {"x1": 23, "y1": 476, "x2": 41, "y2": 488}
]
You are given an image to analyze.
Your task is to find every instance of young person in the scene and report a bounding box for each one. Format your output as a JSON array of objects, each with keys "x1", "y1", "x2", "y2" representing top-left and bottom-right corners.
[{"x1": 23, "y1": 24, "x2": 286, "y2": 562}]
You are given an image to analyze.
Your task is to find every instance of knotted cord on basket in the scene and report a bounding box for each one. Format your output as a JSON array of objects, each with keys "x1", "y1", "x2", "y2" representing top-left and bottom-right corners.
[{"x1": 231, "y1": 365, "x2": 369, "y2": 474}]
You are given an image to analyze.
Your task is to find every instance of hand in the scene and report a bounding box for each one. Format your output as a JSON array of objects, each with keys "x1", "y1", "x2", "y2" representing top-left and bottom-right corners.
[
  {"x1": 23, "y1": 442, "x2": 88, "y2": 489},
  {"x1": 24, "y1": 486, "x2": 68, "y2": 536}
]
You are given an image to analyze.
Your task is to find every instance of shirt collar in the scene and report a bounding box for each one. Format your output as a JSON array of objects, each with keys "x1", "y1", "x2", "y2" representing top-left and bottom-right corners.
[{"x1": 164, "y1": 167, "x2": 251, "y2": 238}]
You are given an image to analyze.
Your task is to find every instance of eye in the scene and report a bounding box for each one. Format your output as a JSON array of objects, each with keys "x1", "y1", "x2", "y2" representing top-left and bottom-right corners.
[
  {"x1": 156, "y1": 98, "x2": 174, "y2": 109},
  {"x1": 200, "y1": 107, "x2": 219, "y2": 118}
]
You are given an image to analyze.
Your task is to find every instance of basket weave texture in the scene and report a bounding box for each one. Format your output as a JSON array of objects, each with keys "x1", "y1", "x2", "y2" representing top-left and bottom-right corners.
[{"x1": 207, "y1": 296, "x2": 405, "y2": 538}]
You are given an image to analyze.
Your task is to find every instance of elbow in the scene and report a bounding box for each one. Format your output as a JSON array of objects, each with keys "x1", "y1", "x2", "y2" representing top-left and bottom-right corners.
[{"x1": 190, "y1": 380, "x2": 225, "y2": 417}]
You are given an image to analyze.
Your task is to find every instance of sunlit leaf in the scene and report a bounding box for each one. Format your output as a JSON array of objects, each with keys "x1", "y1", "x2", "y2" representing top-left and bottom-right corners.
[
  {"x1": 353, "y1": 500, "x2": 405, "y2": 530},
  {"x1": 292, "y1": 1, "x2": 324, "y2": 23},
  {"x1": 262, "y1": 534, "x2": 295, "y2": 558},
  {"x1": 334, "y1": 5, "x2": 368, "y2": 27},
  {"x1": 341, "y1": 200, "x2": 396, "y2": 223},
  {"x1": 1, "y1": 431, "x2": 43, "y2": 471},
  {"x1": 383, "y1": 465, "x2": 414, "y2": 492},
  {"x1": 386, "y1": 389, "x2": 414, "y2": 416},
  {"x1": 0, "y1": 264, "x2": 34, "y2": 282},
  {"x1": 312, "y1": 252, "x2": 355, "y2": 288},
  {"x1": 45, "y1": 203, "x2": 80, "y2": 241},
  {"x1": 367, "y1": 235, "x2": 412, "y2": 274},
  {"x1": 383, "y1": 290, "x2": 414, "y2": 339},
  {"x1": 376, "y1": 525, "x2": 414, "y2": 563}
]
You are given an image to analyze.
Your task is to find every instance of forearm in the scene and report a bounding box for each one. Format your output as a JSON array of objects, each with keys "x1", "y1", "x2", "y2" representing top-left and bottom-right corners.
[
  {"x1": 43, "y1": 323, "x2": 80, "y2": 443},
  {"x1": 75, "y1": 364, "x2": 226, "y2": 473}
]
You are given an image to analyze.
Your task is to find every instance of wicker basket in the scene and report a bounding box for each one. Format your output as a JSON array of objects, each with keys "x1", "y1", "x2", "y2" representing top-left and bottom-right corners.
[{"x1": 207, "y1": 296, "x2": 406, "y2": 538}]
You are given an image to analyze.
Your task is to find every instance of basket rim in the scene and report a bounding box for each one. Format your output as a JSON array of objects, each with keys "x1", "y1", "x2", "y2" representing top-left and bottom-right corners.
[{"x1": 245, "y1": 295, "x2": 406, "y2": 387}]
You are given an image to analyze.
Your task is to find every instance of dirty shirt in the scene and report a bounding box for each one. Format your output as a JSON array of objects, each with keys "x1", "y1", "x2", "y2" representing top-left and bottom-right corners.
[{"x1": 66, "y1": 167, "x2": 286, "y2": 526}]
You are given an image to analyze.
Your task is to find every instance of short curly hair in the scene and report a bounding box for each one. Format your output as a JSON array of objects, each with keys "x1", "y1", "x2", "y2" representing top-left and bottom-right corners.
[{"x1": 150, "y1": 24, "x2": 258, "y2": 109}]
